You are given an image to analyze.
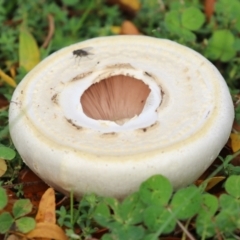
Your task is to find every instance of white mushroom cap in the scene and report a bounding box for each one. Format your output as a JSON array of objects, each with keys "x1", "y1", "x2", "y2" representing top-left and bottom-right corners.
[{"x1": 9, "y1": 36, "x2": 234, "y2": 199}]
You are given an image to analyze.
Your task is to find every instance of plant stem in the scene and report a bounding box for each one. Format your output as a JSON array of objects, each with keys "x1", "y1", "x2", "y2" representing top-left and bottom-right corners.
[
  {"x1": 177, "y1": 219, "x2": 196, "y2": 240},
  {"x1": 70, "y1": 189, "x2": 74, "y2": 227}
]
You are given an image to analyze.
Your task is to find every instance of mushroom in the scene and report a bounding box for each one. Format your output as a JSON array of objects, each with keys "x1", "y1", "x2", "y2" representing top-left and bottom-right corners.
[{"x1": 9, "y1": 36, "x2": 234, "y2": 199}]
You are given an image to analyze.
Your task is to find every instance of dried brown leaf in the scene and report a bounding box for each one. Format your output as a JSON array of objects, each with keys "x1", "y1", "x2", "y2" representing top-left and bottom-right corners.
[
  {"x1": 35, "y1": 188, "x2": 56, "y2": 224},
  {"x1": 120, "y1": 20, "x2": 141, "y2": 35},
  {"x1": 18, "y1": 168, "x2": 49, "y2": 207},
  {"x1": 196, "y1": 176, "x2": 225, "y2": 191},
  {"x1": 204, "y1": 0, "x2": 216, "y2": 21},
  {"x1": 26, "y1": 222, "x2": 68, "y2": 240},
  {"x1": 0, "y1": 158, "x2": 7, "y2": 177},
  {"x1": 230, "y1": 133, "x2": 240, "y2": 152},
  {"x1": 6, "y1": 234, "x2": 21, "y2": 240},
  {"x1": 107, "y1": 0, "x2": 140, "y2": 13}
]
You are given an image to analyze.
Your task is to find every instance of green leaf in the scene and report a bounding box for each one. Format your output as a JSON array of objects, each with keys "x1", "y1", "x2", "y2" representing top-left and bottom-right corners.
[
  {"x1": 123, "y1": 225, "x2": 145, "y2": 240},
  {"x1": 61, "y1": 0, "x2": 79, "y2": 6},
  {"x1": 142, "y1": 233, "x2": 158, "y2": 240},
  {"x1": 215, "y1": 0, "x2": 240, "y2": 31},
  {"x1": 19, "y1": 23, "x2": 40, "y2": 72},
  {"x1": 196, "y1": 213, "x2": 216, "y2": 238},
  {"x1": 233, "y1": 38, "x2": 240, "y2": 51},
  {"x1": 0, "y1": 212, "x2": 14, "y2": 234},
  {"x1": 0, "y1": 146, "x2": 16, "y2": 160},
  {"x1": 178, "y1": 28, "x2": 196, "y2": 42},
  {"x1": 143, "y1": 206, "x2": 176, "y2": 234},
  {"x1": 13, "y1": 199, "x2": 32, "y2": 218},
  {"x1": 215, "y1": 211, "x2": 237, "y2": 234},
  {"x1": 111, "y1": 225, "x2": 145, "y2": 240},
  {"x1": 165, "y1": 10, "x2": 196, "y2": 41},
  {"x1": 102, "y1": 234, "x2": 114, "y2": 240},
  {"x1": 181, "y1": 7, "x2": 205, "y2": 31},
  {"x1": 205, "y1": 30, "x2": 236, "y2": 62},
  {"x1": 95, "y1": 201, "x2": 111, "y2": 217},
  {"x1": 139, "y1": 175, "x2": 173, "y2": 206},
  {"x1": 219, "y1": 194, "x2": 240, "y2": 212},
  {"x1": 94, "y1": 202, "x2": 112, "y2": 227},
  {"x1": 103, "y1": 197, "x2": 119, "y2": 213},
  {"x1": 225, "y1": 175, "x2": 240, "y2": 198},
  {"x1": 0, "y1": 187, "x2": 8, "y2": 210},
  {"x1": 171, "y1": 185, "x2": 201, "y2": 220},
  {"x1": 218, "y1": 194, "x2": 240, "y2": 230},
  {"x1": 118, "y1": 193, "x2": 145, "y2": 225},
  {"x1": 15, "y1": 217, "x2": 36, "y2": 233},
  {"x1": 165, "y1": 10, "x2": 181, "y2": 31},
  {"x1": 200, "y1": 193, "x2": 218, "y2": 216},
  {"x1": 99, "y1": 220, "x2": 146, "y2": 240}
]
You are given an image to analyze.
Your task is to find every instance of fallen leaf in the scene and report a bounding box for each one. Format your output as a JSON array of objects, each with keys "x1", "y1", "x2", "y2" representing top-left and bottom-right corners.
[
  {"x1": 42, "y1": 14, "x2": 55, "y2": 49},
  {"x1": 10, "y1": 65, "x2": 16, "y2": 78},
  {"x1": 230, "y1": 133, "x2": 240, "y2": 152},
  {"x1": 107, "y1": 0, "x2": 140, "y2": 14},
  {"x1": 6, "y1": 234, "x2": 21, "y2": 240},
  {"x1": 195, "y1": 176, "x2": 225, "y2": 191},
  {"x1": 120, "y1": 20, "x2": 141, "y2": 35},
  {"x1": 18, "y1": 168, "x2": 49, "y2": 207},
  {"x1": 111, "y1": 26, "x2": 121, "y2": 34},
  {"x1": 26, "y1": 222, "x2": 68, "y2": 240},
  {"x1": 35, "y1": 188, "x2": 56, "y2": 224},
  {"x1": 0, "y1": 158, "x2": 7, "y2": 177},
  {"x1": 19, "y1": 23, "x2": 40, "y2": 72},
  {"x1": 0, "y1": 94, "x2": 9, "y2": 109},
  {"x1": 205, "y1": 176, "x2": 226, "y2": 191},
  {"x1": 233, "y1": 120, "x2": 240, "y2": 132},
  {"x1": 204, "y1": 0, "x2": 215, "y2": 21},
  {"x1": 119, "y1": 0, "x2": 140, "y2": 11},
  {"x1": 0, "y1": 69, "x2": 16, "y2": 88}
]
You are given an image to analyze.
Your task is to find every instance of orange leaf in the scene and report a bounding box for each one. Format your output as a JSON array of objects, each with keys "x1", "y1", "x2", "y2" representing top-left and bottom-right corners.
[
  {"x1": 121, "y1": 20, "x2": 141, "y2": 35},
  {"x1": 204, "y1": 0, "x2": 215, "y2": 21},
  {"x1": 26, "y1": 222, "x2": 68, "y2": 240},
  {"x1": 35, "y1": 188, "x2": 56, "y2": 224},
  {"x1": 119, "y1": 0, "x2": 140, "y2": 12},
  {"x1": 107, "y1": 0, "x2": 140, "y2": 13},
  {"x1": 6, "y1": 234, "x2": 21, "y2": 240},
  {"x1": 0, "y1": 158, "x2": 7, "y2": 177},
  {"x1": 230, "y1": 133, "x2": 240, "y2": 152},
  {"x1": 196, "y1": 176, "x2": 225, "y2": 191},
  {"x1": 205, "y1": 176, "x2": 225, "y2": 191}
]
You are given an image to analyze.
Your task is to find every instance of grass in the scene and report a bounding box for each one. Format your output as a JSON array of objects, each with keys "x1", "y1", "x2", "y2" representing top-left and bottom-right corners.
[{"x1": 1, "y1": 0, "x2": 240, "y2": 239}]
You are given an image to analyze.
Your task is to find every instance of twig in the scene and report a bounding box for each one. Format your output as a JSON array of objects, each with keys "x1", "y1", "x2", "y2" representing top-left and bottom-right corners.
[
  {"x1": 158, "y1": 0, "x2": 165, "y2": 11},
  {"x1": 181, "y1": 218, "x2": 191, "y2": 240},
  {"x1": 42, "y1": 14, "x2": 55, "y2": 49},
  {"x1": 176, "y1": 219, "x2": 196, "y2": 240},
  {"x1": 215, "y1": 227, "x2": 223, "y2": 240},
  {"x1": 3, "y1": 181, "x2": 42, "y2": 189}
]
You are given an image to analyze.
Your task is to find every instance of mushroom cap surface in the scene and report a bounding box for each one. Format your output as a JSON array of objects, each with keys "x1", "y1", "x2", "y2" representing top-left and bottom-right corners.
[{"x1": 9, "y1": 36, "x2": 234, "y2": 199}]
